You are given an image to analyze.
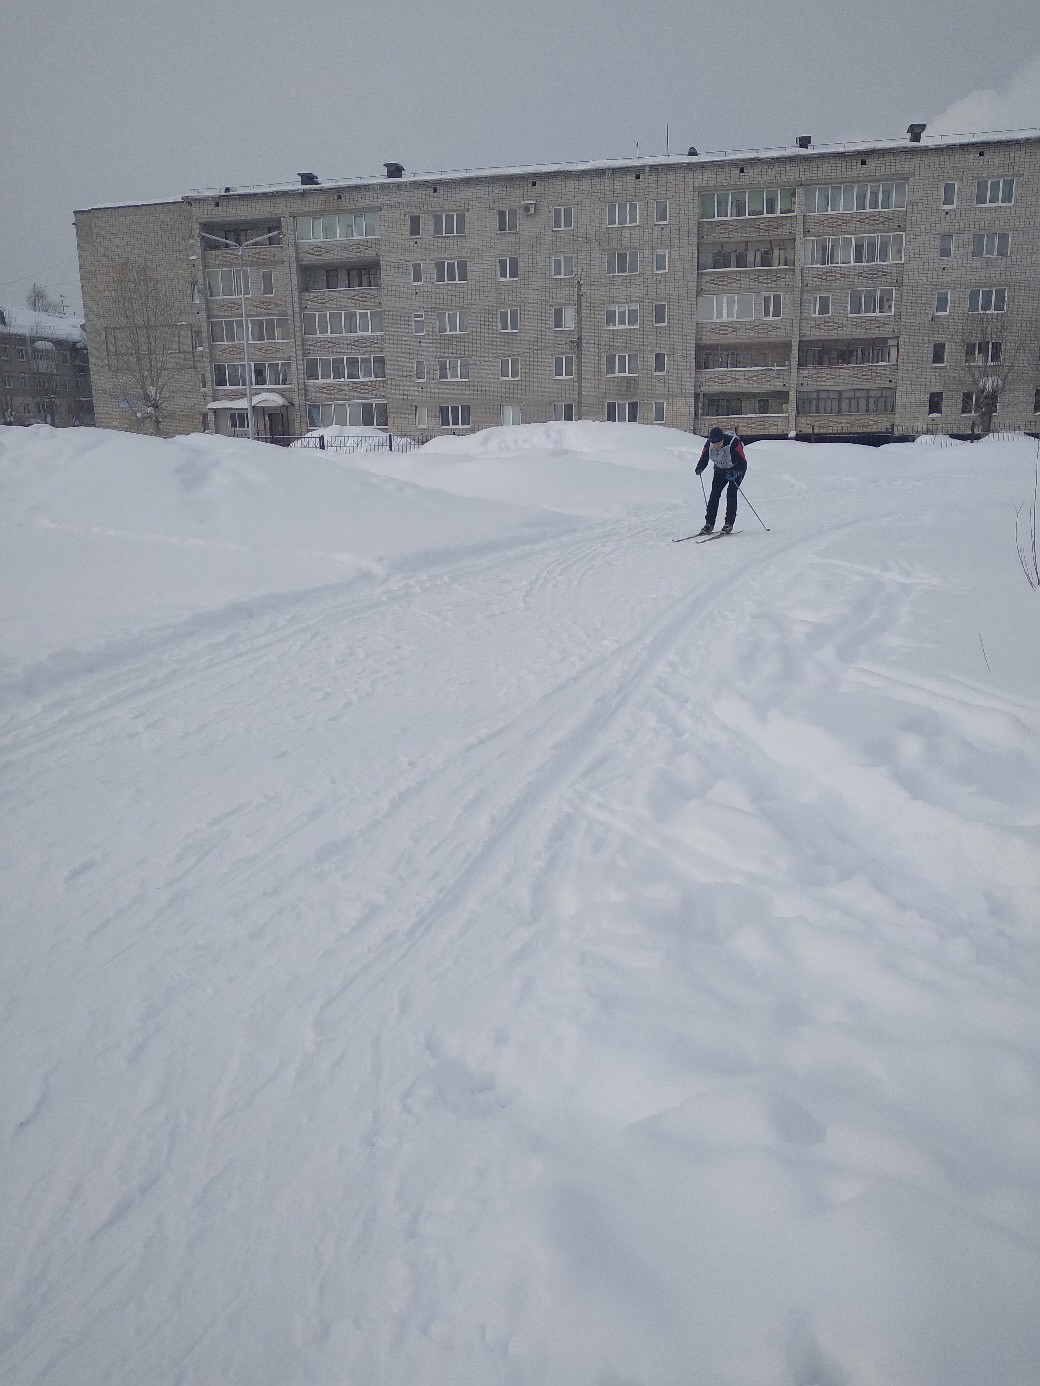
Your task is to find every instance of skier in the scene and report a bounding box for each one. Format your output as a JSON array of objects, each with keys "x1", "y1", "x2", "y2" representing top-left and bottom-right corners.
[{"x1": 694, "y1": 426, "x2": 748, "y2": 535}]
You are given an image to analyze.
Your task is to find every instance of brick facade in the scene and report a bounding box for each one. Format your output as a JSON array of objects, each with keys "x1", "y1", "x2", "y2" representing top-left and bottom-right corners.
[{"x1": 74, "y1": 131, "x2": 1040, "y2": 441}]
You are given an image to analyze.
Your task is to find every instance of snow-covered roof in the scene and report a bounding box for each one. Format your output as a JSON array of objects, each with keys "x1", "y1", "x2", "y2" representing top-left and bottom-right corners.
[
  {"x1": 0, "y1": 306, "x2": 85, "y2": 345},
  {"x1": 74, "y1": 127, "x2": 1040, "y2": 212},
  {"x1": 206, "y1": 392, "x2": 288, "y2": 410}
]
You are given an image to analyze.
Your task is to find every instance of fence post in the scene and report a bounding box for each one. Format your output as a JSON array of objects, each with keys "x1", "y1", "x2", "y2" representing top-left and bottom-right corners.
[
  {"x1": 389, "y1": 432, "x2": 394, "y2": 452},
  {"x1": 319, "y1": 434, "x2": 325, "y2": 451}
]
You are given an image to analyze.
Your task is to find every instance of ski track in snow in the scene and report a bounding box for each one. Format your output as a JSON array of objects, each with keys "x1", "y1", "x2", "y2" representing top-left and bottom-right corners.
[{"x1": 2, "y1": 447, "x2": 1039, "y2": 1385}]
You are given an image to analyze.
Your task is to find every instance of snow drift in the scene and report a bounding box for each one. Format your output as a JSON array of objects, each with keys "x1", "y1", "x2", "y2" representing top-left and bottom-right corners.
[{"x1": 1, "y1": 421, "x2": 1039, "y2": 1386}]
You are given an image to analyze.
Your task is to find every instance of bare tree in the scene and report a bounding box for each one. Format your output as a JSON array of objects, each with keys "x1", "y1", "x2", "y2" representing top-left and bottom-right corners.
[
  {"x1": 101, "y1": 259, "x2": 195, "y2": 436},
  {"x1": 25, "y1": 283, "x2": 62, "y2": 315},
  {"x1": 959, "y1": 333, "x2": 1033, "y2": 436}
]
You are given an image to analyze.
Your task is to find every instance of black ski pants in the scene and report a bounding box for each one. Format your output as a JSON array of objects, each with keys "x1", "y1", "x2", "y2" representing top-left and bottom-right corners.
[{"x1": 704, "y1": 466, "x2": 746, "y2": 528}]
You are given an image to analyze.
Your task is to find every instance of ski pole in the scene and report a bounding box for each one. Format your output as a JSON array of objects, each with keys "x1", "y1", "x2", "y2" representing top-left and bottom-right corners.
[
  {"x1": 698, "y1": 471, "x2": 707, "y2": 505},
  {"x1": 739, "y1": 488, "x2": 770, "y2": 532}
]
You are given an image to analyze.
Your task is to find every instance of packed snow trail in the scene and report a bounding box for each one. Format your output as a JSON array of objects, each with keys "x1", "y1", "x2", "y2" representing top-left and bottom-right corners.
[{"x1": 1, "y1": 424, "x2": 1039, "y2": 1385}]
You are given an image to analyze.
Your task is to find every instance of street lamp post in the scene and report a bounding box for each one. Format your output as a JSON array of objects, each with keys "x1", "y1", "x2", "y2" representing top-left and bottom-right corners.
[{"x1": 200, "y1": 228, "x2": 280, "y2": 440}]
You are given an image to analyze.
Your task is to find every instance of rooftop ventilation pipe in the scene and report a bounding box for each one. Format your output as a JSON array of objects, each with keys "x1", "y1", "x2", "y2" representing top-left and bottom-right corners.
[
  {"x1": 908, "y1": 123, "x2": 926, "y2": 143},
  {"x1": 687, "y1": 146, "x2": 698, "y2": 156},
  {"x1": 384, "y1": 162, "x2": 405, "y2": 178},
  {"x1": 298, "y1": 172, "x2": 319, "y2": 185},
  {"x1": 796, "y1": 135, "x2": 812, "y2": 149}
]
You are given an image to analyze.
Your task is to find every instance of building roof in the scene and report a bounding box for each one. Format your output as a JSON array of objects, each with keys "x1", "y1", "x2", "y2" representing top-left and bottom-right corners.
[
  {"x1": 72, "y1": 127, "x2": 1040, "y2": 215},
  {"x1": 0, "y1": 306, "x2": 86, "y2": 345}
]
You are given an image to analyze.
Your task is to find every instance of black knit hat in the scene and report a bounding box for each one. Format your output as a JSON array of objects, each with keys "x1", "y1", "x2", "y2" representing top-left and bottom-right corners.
[{"x1": 708, "y1": 426, "x2": 726, "y2": 443}]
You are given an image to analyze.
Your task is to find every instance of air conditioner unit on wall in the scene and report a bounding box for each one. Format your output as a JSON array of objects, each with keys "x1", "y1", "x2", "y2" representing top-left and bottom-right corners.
[{"x1": 523, "y1": 201, "x2": 537, "y2": 215}]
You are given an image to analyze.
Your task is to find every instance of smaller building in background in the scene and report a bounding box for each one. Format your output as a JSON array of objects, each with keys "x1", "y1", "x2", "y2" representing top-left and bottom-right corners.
[{"x1": 0, "y1": 306, "x2": 94, "y2": 427}]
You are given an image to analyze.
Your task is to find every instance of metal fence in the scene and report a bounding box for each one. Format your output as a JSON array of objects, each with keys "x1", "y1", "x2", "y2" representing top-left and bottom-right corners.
[{"x1": 270, "y1": 432, "x2": 423, "y2": 454}]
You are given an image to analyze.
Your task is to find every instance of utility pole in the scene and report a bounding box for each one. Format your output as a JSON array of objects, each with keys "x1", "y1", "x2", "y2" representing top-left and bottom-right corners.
[
  {"x1": 576, "y1": 273, "x2": 584, "y2": 420},
  {"x1": 199, "y1": 229, "x2": 280, "y2": 440}
]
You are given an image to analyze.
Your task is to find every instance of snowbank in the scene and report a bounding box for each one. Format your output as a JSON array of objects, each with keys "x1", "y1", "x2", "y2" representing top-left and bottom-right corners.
[{"x1": 1, "y1": 421, "x2": 1039, "y2": 1386}]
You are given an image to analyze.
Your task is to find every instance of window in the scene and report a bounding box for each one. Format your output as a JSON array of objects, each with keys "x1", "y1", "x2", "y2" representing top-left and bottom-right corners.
[
  {"x1": 606, "y1": 401, "x2": 639, "y2": 422},
  {"x1": 439, "y1": 357, "x2": 471, "y2": 380},
  {"x1": 798, "y1": 339, "x2": 897, "y2": 367},
  {"x1": 654, "y1": 249, "x2": 669, "y2": 273},
  {"x1": 210, "y1": 318, "x2": 244, "y2": 342},
  {"x1": 302, "y1": 265, "x2": 378, "y2": 291},
  {"x1": 308, "y1": 401, "x2": 388, "y2": 428},
  {"x1": 214, "y1": 363, "x2": 246, "y2": 388},
  {"x1": 257, "y1": 361, "x2": 292, "y2": 386},
  {"x1": 439, "y1": 403, "x2": 471, "y2": 427},
  {"x1": 499, "y1": 356, "x2": 520, "y2": 379},
  {"x1": 848, "y1": 288, "x2": 895, "y2": 316},
  {"x1": 652, "y1": 400, "x2": 666, "y2": 422},
  {"x1": 415, "y1": 404, "x2": 429, "y2": 427},
  {"x1": 942, "y1": 182, "x2": 957, "y2": 207},
  {"x1": 762, "y1": 293, "x2": 783, "y2": 318},
  {"x1": 409, "y1": 214, "x2": 422, "y2": 237},
  {"x1": 972, "y1": 232, "x2": 1010, "y2": 258},
  {"x1": 653, "y1": 302, "x2": 667, "y2": 326},
  {"x1": 813, "y1": 294, "x2": 832, "y2": 317},
  {"x1": 433, "y1": 212, "x2": 466, "y2": 236},
  {"x1": 699, "y1": 187, "x2": 796, "y2": 218},
  {"x1": 554, "y1": 355, "x2": 574, "y2": 379},
  {"x1": 250, "y1": 317, "x2": 288, "y2": 341},
  {"x1": 964, "y1": 340, "x2": 1002, "y2": 364},
  {"x1": 499, "y1": 308, "x2": 519, "y2": 332},
  {"x1": 497, "y1": 208, "x2": 518, "y2": 233},
  {"x1": 804, "y1": 181, "x2": 907, "y2": 213},
  {"x1": 606, "y1": 250, "x2": 639, "y2": 275},
  {"x1": 939, "y1": 234, "x2": 954, "y2": 258},
  {"x1": 498, "y1": 256, "x2": 519, "y2": 280},
  {"x1": 206, "y1": 267, "x2": 249, "y2": 298},
  {"x1": 607, "y1": 201, "x2": 639, "y2": 226},
  {"x1": 553, "y1": 401, "x2": 575, "y2": 421},
  {"x1": 501, "y1": 404, "x2": 522, "y2": 425},
  {"x1": 553, "y1": 205, "x2": 574, "y2": 230},
  {"x1": 932, "y1": 342, "x2": 947, "y2": 365},
  {"x1": 436, "y1": 259, "x2": 468, "y2": 282},
  {"x1": 605, "y1": 353, "x2": 638, "y2": 375},
  {"x1": 699, "y1": 344, "x2": 790, "y2": 370},
  {"x1": 552, "y1": 255, "x2": 575, "y2": 278},
  {"x1": 303, "y1": 309, "x2": 383, "y2": 336},
  {"x1": 803, "y1": 232, "x2": 905, "y2": 265},
  {"x1": 700, "y1": 393, "x2": 787, "y2": 417},
  {"x1": 436, "y1": 310, "x2": 468, "y2": 334},
  {"x1": 606, "y1": 303, "x2": 639, "y2": 328},
  {"x1": 796, "y1": 388, "x2": 896, "y2": 415},
  {"x1": 259, "y1": 270, "x2": 274, "y2": 297},
  {"x1": 1034, "y1": 389, "x2": 1040, "y2": 415},
  {"x1": 413, "y1": 313, "x2": 426, "y2": 335},
  {"x1": 654, "y1": 199, "x2": 669, "y2": 224},
  {"x1": 228, "y1": 410, "x2": 249, "y2": 431},
  {"x1": 653, "y1": 352, "x2": 667, "y2": 374},
  {"x1": 961, "y1": 391, "x2": 994, "y2": 416},
  {"x1": 976, "y1": 178, "x2": 1014, "y2": 205},
  {"x1": 698, "y1": 293, "x2": 755, "y2": 321},
  {"x1": 928, "y1": 391, "x2": 944, "y2": 416},
  {"x1": 414, "y1": 360, "x2": 426, "y2": 382},
  {"x1": 968, "y1": 288, "x2": 1007, "y2": 312},
  {"x1": 553, "y1": 305, "x2": 576, "y2": 330},
  {"x1": 296, "y1": 212, "x2": 379, "y2": 241},
  {"x1": 411, "y1": 263, "x2": 423, "y2": 283},
  {"x1": 305, "y1": 355, "x2": 386, "y2": 381},
  {"x1": 934, "y1": 290, "x2": 950, "y2": 314}
]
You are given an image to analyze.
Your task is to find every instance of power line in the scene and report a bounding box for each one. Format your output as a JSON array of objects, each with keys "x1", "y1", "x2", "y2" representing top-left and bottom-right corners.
[{"x1": 0, "y1": 255, "x2": 80, "y2": 291}]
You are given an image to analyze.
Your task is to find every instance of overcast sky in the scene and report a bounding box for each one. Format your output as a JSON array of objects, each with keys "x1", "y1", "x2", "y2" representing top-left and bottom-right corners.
[{"x1": 2, "y1": 0, "x2": 1039, "y2": 315}]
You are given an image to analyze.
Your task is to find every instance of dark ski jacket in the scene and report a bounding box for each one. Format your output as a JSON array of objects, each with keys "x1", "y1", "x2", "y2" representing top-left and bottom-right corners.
[{"x1": 695, "y1": 432, "x2": 748, "y2": 479}]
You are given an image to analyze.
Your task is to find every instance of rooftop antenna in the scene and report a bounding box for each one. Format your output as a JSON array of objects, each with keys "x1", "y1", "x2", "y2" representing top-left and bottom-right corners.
[{"x1": 666, "y1": 123, "x2": 670, "y2": 156}]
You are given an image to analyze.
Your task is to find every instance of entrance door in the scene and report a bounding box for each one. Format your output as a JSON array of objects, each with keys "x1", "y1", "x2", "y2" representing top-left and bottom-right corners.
[{"x1": 267, "y1": 408, "x2": 290, "y2": 444}]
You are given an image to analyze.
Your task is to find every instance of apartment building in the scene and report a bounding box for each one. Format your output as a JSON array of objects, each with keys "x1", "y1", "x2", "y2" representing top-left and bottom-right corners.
[
  {"x1": 1, "y1": 306, "x2": 94, "y2": 428},
  {"x1": 73, "y1": 127, "x2": 1040, "y2": 442}
]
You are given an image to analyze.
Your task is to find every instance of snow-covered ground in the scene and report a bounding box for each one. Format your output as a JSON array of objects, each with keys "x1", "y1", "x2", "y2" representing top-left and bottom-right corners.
[{"x1": 2, "y1": 421, "x2": 1038, "y2": 1386}]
